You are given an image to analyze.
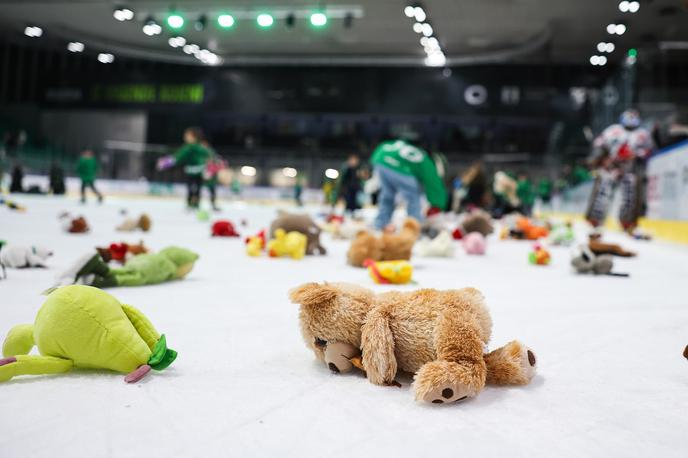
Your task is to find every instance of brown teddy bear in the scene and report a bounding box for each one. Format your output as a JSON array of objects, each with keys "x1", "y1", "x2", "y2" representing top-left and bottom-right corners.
[
  {"x1": 270, "y1": 211, "x2": 326, "y2": 255},
  {"x1": 347, "y1": 218, "x2": 421, "y2": 267},
  {"x1": 289, "y1": 282, "x2": 537, "y2": 404}
]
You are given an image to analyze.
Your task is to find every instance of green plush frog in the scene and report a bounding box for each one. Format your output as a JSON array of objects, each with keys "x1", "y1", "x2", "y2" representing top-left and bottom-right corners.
[{"x1": 1, "y1": 285, "x2": 177, "y2": 383}]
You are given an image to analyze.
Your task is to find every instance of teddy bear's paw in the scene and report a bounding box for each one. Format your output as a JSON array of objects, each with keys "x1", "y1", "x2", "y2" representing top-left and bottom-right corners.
[
  {"x1": 413, "y1": 360, "x2": 482, "y2": 405},
  {"x1": 485, "y1": 341, "x2": 537, "y2": 385}
]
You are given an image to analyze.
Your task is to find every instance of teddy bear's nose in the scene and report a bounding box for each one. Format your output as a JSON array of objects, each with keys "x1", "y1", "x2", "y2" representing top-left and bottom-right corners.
[{"x1": 328, "y1": 363, "x2": 340, "y2": 373}]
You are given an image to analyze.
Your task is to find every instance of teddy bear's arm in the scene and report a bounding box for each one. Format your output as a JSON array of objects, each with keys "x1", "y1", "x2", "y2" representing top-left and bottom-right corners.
[{"x1": 361, "y1": 307, "x2": 397, "y2": 385}]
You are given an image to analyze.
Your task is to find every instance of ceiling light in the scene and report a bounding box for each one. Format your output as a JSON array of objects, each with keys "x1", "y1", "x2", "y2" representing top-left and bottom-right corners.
[
  {"x1": 590, "y1": 55, "x2": 600, "y2": 65},
  {"x1": 241, "y1": 166, "x2": 257, "y2": 177},
  {"x1": 167, "y1": 12, "x2": 184, "y2": 29},
  {"x1": 218, "y1": 14, "x2": 235, "y2": 28},
  {"x1": 24, "y1": 26, "x2": 43, "y2": 38},
  {"x1": 413, "y1": 22, "x2": 423, "y2": 33},
  {"x1": 628, "y1": 1, "x2": 640, "y2": 13},
  {"x1": 113, "y1": 7, "x2": 134, "y2": 21},
  {"x1": 598, "y1": 55, "x2": 608, "y2": 65},
  {"x1": 183, "y1": 44, "x2": 199, "y2": 54},
  {"x1": 404, "y1": 6, "x2": 416, "y2": 18},
  {"x1": 282, "y1": 167, "x2": 298, "y2": 178},
  {"x1": 615, "y1": 24, "x2": 626, "y2": 35},
  {"x1": 257, "y1": 13, "x2": 274, "y2": 28},
  {"x1": 67, "y1": 41, "x2": 84, "y2": 52},
  {"x1": 597, "y1": 42, "x2": 607, "y2": 53},
  {"x1": 310, "y1": 12, "x2": 327, "y2": 27},
  {"x1": 607, "y1": 23, "x2": 617, "y2": 34},
  {"x1": 97, "y1": 53, "x2": 114, "y2": 64},
  {"x1": 143, "y1": 18, "x2": 162, "y2": 36},
  {"x1": 168, "y1": 36, "x2": 186, "y2": 47},
  {"x1": 414, "y1": 7, "x2": 426, "y2": 22},
  {"x1": 605, "y1": 43, "x2": 615, "y2": 53},
  {"x1": 325, "y1": 168, "x2": 339, "y2": 179},
  {"x1": 425, "y1": 52, "x2": 446, "y2": 67},
  {"x1": 421, "y1": 23, "x2": 433, "y2": 37},
  {"x1": 618, "y1": 1, "x2": 630, "y2": 12}
]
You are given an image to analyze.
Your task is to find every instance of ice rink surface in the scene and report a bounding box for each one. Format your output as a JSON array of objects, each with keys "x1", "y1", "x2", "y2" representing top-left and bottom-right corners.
[{"x1": 1, "y1": 194, "x2": 687, "y2": 458}]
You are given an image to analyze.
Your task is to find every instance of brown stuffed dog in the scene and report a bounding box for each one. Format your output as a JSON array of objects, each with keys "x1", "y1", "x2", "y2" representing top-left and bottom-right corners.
[
  {"x1": 117, "y1": 214, "x2": 152, "y2": 232},
  {"x1": 290, "y1": 282, "x2": 537, "y2": 404},
  {"x1": 59, "y1": 213, "x2": 89, "y2": 233},
  {"x1": 588, "y1": 234, "x2": 636, "y2": 257},
  {"x1": 347, "y1": 218, "x2": 421, "y2": 267},
  {"x1": 270, "y1": 211, "x2": 326, "y2": 255}
]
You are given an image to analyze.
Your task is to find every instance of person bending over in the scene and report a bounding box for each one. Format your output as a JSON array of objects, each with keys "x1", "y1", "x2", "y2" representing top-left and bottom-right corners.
[{"x1": 158, "y1": 127, "x2": 211, "y2": 209}]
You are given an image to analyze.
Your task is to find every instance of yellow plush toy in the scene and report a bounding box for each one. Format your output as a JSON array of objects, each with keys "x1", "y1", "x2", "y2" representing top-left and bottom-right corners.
[
  {"x1": 363, "y1": 259, "x2": 413, "y2": 284},
  {"x1": 0, "y1": 285, "x2": 177, "y2": 383},
  {"x1": 267, "y1": 229, "x2": 307, "y2": 260}
]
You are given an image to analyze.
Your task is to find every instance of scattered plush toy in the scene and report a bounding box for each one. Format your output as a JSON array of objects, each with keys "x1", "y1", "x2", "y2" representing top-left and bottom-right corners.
[
  {"x1": 0, "y1": 285, "x2": 177, "y2": 383},
  {"x1": 331, "y1": 219, "x2": 369, "y2": 240},
  {"x1": 0, "y1": 243, "x2": 53, "y2": 268},
  {"x1": 529, "y1": 243, "x2": 551, "y2": 265},
  {"x1": 117, "y1": 214, "x2": 152, "y2": 232},
  {"x1": 452, "y1": 228, "x2": 464, "y2": 240},
  {"x1": 245, "y1": 230, "x2": 267, "y2": 257},
  {"x1": 197, "y1": 209, "x2": 211, "y2": 222},
  {"x1": 347, "y1": 218, "x2": 421, "y2": 267},
  {"x1": 267, "y1": 229, "x2": 307, "y2": 259},
  {"x1": 55, "y1": 246, "x2": 199, "y2": 288},
  {"x1": 683, "y1": 345, "x2": 688, "y2": 361},
  {"x1": 0, "y1": 197, "x2": 26, "y2": 212},
  {"x1": 96, "y1": 241, "x2": 149, "y2": 265},
  {"x1": 588, "y1": 234, "x2": 636, "y2": 257},
  {"x1": 59, "y1": 213, "x2": 89, "y2": 233},
  {"x1": 460, "y1": 209, "x2": 494, "y2": 237},
  {"x1": 415, "y1": 231, "x2": 455, "y2": 258},
  {"x1": 290, "y1": 282, "x2": 537, "y2": 404},
  {"x1": 462, "y1": 232, "x2": 487, "y2": 255},
  {"x1": 548, "y1": 222, "x2": 575, "y2": 246},
  {"x1": 270, "y1": 211, "x2": 327, "y2": 255},
  {"x1": 363, "y1": 259, "x2": 414, "y2": 284},
  {"x1": 211, "y1": 220, "x2": 240, "y2": 237},
  {"x1": 571, "y1": 245, "x2": 629, "y2": 277},
  {"x1": 515, "y1": 217, "x2": 549, "y2": 240}
]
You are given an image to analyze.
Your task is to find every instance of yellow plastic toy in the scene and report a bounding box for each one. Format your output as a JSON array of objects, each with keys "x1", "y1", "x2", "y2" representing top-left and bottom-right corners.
[
  {"x1": 363, "y1": 259, "x2": 413, "y2": 284},
  {"x1": 0, "y1": 285, "x2": 177, "y2": 383},
  {"x1": 267, "y1": 229, "x2": 307, "y2": 260}
]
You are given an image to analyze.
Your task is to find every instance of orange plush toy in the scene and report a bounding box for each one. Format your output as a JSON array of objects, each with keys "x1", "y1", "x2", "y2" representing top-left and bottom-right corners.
[{"x1": 513, "y1": 217, "x2": 549, "y2": 240}]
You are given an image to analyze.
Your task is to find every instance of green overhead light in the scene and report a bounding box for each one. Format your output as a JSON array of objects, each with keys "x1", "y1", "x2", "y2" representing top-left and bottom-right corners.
[
  {"x1": 217, "y1": 14, "x2": 235, "y2": 28},
  {"x1": 310, "y1": 12, "x2": 328, "y2": 27},
  {"x1": 256, "y1": 13, "x2": 274, "y2": 28},
  {"x1": 628, "y1": 48, "x2": 638, "y2": 57},
  {"x1": 167, "y1": 12, "x2": 184, "y2": 29}
]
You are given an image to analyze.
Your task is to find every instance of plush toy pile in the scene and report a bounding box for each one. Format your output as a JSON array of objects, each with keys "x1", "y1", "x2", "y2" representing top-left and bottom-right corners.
[
  {"x1": 1, "y1": 285, "x2": 177, "y2": 383},
  {"x1": 270, "y1": 211, "x2": 327, "y2": 255},
  {"x1": 290, "y1": 282, "x2": 537, "y2": 404},
  {"x1": 96, "y1": 241, "x2": 149, "y2": 264}
]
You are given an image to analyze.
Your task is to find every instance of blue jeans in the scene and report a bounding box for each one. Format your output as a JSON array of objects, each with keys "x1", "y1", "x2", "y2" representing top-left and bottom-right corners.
[{"x1": 374, "y1": 165, "x2": 422, "y2": 229}]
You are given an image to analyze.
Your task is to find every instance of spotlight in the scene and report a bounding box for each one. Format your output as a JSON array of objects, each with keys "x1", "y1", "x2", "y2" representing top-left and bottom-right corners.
[
  {"x1": 597, "y1": 42, "x2": 607, "y2": 53},
  {"x1": 605, "y1": 42, "x2": 615, "y2": 53},
  {"x1": 282, "y1": 167, "x2": 298, "y2": 178},
  {"x1": 113, "y1": 6, "x2": 134, "y2": 21},
  {"x1": 257, "y1": 13, "x2": 274, "y2": 28},
  {"x1": 590, "y1": 55, "x2": 600, "y2": 65},
  {"x1": 413, "y1": 22, "x2": 423, "y2": 33},
  {"x1": 167, "y1": 12, "x2": 184, "y2": 29},
  {"x1": 285, "y1": 13, "x2": 296, "y2": 28},
  {"x1": 421, "y1": 23, "x2": 433, "y2": 37},
  {"x1": 67, "y1": 41, "x2": 84, "y2": 52},
  {"x1": 218, "y1": 14, "x2": 235, "y2": 28},
  {"x1": 168, "y1": 36, "x2": 186, "y2": 48},
  {"x1": 183, "y1": 44, "x2": 200, "y2": 55},
  {"x1": 420, "y1": 36, "x2": 429, "y2": 47},
  {"x1": 414, "y1": 7, "x2": 426, "y2": 22},
  {"x1": 607, "y1": 23, "x2": 617, "y2": 34},
  {"x1": 325, "y1": 168, "x2": 339, "y2": 179},
  {"x1": 404, "y1": 6, "x2": 416, "y2": 18},
  {"x1": 310, "y1": 12, "x2": 327, "y2": 27},
  {"x1": 425, "y1": 52, "x2": 446, "y2": 67},
  {"x1": 615, "y1": 24, "x2": 626, "y2": 35},
  {"x1": 143, "y1": 18, "x2": 162, "y2": 36},
  {"x1": 628, "y1": 48, "x2": 638, "y2": 57},
  {"x1": 24, "y1": 26, "x2": 43, "y2": 38},
  {"x1": 619, "y1": 1, "x2": 630, "y2": 12},
  {"x1": 97, "y1": 53, "x2": 114, "y2": 64},
  {"x1": 241, "y1": 166, "x2": 257, "y2": 177},
  {"x1": 628, "y1": 1, "x2": 640, "y2": 13},
  {"x1": 598, "y1": 55, "x2": 608, "y2": 65},
  {"x1": 194, "y1": 15, "x2": 207, "y2": 31}
]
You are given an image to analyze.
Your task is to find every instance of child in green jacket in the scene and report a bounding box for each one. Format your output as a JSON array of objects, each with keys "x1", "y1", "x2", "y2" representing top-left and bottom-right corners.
[
  {"x1": 371, "y1": 139, "x2": 447, "y2": 229},
  {"x1": 76, "y1": 150, "x2": 103, "y2": 204}
]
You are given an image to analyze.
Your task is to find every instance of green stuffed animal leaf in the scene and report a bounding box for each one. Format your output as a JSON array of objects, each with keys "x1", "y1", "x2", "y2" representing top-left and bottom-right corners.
[{"x1": 148, "y1": 334, "x2": 178, "y2": 371}]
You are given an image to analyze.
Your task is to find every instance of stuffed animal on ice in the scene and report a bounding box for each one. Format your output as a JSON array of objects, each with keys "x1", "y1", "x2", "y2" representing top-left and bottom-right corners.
[
  {"x1": 270, "y1": 211, "x2": 327, "y2": 255},
  {"x1": 245, "y1": 230, "x2": 267, "y2": 257},
  {"x1": 59, "y1": 213, "x2": 89, "y2": 233},
  {"x1": 548, "y1": 222, "x2": 575, "y2": 246},
  {"x1": 211, "y1": 220, "x2": 240, "y2": 237},
  {"x1": 460, "y1": 209, "x2": 494, "y2": 237},
  {"x1": 0, "y1": 285, "x2": 177, "y2": 383},
  {"x1": 0, "y1": 243, "x2": 53, "y2": 268},
  {"x1": 117, "y1": 213, "x2": 152, "y2": 232},
  {"x1": 331, "y1": 219, "x2": 369, "y2": 240},
  {"x1": 347, "y1": 218, "x2": 421, "y2": 267},
  {"x1": 571, "y1": 245, "x2": 628, "y2": 277},
  {"x1": 415, "y1": 231, "x2": 455, "y2": 258},
  {"x1": 96, "y1": 241, "x2": 149, "y2": 265},
  {"x1": 588, "y1": 234, "x2": 636, "y2": 257},
  {"x1": 267, "y1": 229, "x2": 307, "y2": 259},
  {"x1": 363, "y1": 259, "x2": 414, "y2": 284},
  {"x1": 529, "y1": 243, "x2": 551, "y2": 265},
  {"x1": 502, "y1": 216, "x2": 549, "y2": 241},
  {"x1": 55, "y1": 246, "x2": 199, "y2": 288},
  {"x1": 290, "y1": 282, "x2": 537, "y2": 404},
  {"x1": 0, "y1": 197, "x2": 26, "y2": 212},
  {"x1": 462, "y1": 232, "x2": 487, "y2": 255}
]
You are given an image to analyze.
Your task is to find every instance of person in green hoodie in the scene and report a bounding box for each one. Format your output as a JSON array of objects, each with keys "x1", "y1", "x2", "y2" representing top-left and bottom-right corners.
[
  {"x1": 76, "y1": 150, "x2": 103, "y2": 204},
  {"x1": 516, "y1": 173, "x2": 535, "y2": 216},
  {"x1": 157, "y1": 127, "x2": 211, "y2": 209},
  {"x1": 371, "y1": 139, "x2": 447, "y2": 229}
]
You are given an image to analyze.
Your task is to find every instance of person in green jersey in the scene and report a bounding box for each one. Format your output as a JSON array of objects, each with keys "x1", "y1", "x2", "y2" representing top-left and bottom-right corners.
[
  {"x1": 516, "y1": 173, "x2": 535, "y2": 216},
  {"x1": 76, "y1": 150, "x2": 103, "y2": 204},
  {"x1": 370, "y1": 139, "x2": 447, "y2": 230}
]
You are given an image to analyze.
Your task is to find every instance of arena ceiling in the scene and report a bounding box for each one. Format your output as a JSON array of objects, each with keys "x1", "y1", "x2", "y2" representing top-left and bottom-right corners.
[{"x1": 0, "y1": 0, "x2": 686, "y2": 66}]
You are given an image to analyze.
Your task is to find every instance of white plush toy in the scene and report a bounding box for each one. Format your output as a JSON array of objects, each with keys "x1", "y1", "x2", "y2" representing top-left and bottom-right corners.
[
  {"x1": 0, "y1": 244, "x2": 53, "y2": 268},
  {"x1": 415, "y1": 230, "x2": 455, "y2": 257}
]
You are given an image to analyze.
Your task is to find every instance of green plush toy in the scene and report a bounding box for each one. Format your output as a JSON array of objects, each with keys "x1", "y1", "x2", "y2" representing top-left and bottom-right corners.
[
  {"x1": 0, "y1": 285, "x2": 177, "y2": 383},
  {"x1": 56, "y1": 246, "x2": 199, "y2": 288}
]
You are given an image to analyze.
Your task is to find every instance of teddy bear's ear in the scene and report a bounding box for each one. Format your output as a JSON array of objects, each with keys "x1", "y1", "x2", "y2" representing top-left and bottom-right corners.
[{"x1": 289, "y1": 282, "x2": 338, "y2": 308}]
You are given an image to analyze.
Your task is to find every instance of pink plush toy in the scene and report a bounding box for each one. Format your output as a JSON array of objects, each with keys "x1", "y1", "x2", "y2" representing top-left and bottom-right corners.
[{"x1": 462, "y1": 232, "x2": 487, "y2": 255}]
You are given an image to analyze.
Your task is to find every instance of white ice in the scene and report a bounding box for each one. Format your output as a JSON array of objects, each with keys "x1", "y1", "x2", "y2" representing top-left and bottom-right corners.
[{"x1": 1, "y1": 195, "x2": 687, "y2": 458}]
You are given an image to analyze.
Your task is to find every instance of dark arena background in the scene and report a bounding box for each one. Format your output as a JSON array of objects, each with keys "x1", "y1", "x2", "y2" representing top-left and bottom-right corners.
[{"x1": 1, "y1": 2, "x2": 687, "y2": 457}]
